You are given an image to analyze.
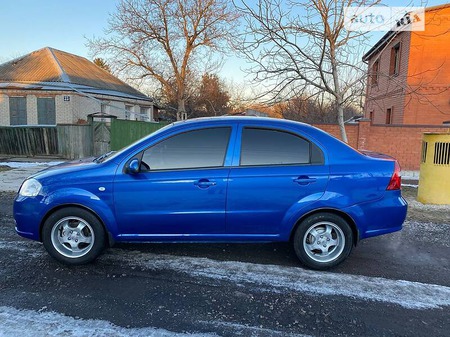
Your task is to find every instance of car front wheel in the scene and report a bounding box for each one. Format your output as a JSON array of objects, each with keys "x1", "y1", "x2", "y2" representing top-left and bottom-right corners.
[
  {"x1": 42, "y1": 207, "x2": 106, "y2": 265},
  {"x1": 294, "y1": 213, "x2": 353, "y2": 270}
]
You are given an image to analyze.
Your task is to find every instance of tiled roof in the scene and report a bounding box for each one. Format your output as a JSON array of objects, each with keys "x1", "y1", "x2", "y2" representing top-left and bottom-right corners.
[{"x1": 0, "y1": 47, "x2": 151, "y2": 101}]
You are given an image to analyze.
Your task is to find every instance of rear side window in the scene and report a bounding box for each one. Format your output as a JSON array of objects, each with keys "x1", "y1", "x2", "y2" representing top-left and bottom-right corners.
[
  {"x1": 143, "y1": 127, "x2": 231, "y2": 170},
  {"x1": 240, "y1": 128, "x2": 323, "y2": 166}
]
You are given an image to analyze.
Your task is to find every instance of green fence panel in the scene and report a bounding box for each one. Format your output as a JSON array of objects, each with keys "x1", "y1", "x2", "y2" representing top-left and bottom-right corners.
[{"x1": 110, "y1": 119, "x2": 169, "y2": 151}]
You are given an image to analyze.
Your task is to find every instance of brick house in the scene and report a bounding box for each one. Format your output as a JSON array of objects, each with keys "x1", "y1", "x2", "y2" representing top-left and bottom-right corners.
[
  {"x1": 363, "y1": 4, "x2": 450, "y2": 125},
  {"x1": 0, "y1": 47, "x2": 158, "y2": 126}
]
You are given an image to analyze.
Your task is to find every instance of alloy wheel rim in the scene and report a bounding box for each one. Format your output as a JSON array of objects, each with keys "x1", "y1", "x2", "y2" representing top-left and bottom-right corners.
[
  {"x1": 50, "y1": 216, "x2": 95, "y2": 258},
  {"x1": 303, "y1": 221, "x2": 345, "y2": 263}
]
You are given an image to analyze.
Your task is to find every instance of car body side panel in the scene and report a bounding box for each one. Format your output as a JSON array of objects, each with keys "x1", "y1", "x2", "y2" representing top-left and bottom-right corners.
[
  {"x1": 113, "y1": 168, "x2": 230, "y2": 235},
  {"x1": 227, "y1": 165, "x2": 329, "y2": 234}
]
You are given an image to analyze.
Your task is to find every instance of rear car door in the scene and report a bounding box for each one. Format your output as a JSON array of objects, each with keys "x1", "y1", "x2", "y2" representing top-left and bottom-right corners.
[{"x1": 226, "y1": 125, "x2": 329, "y2": 235}]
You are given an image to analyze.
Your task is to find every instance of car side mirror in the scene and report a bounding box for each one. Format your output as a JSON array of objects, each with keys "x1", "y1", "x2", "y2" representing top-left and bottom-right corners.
[{"x1": 126, "y1": 158, "x2": 140, "y2": 174}]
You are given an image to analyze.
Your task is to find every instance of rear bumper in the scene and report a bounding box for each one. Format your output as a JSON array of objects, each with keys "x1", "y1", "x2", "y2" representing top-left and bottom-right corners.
[{"x1": 344, "y1": 193, "x2": 408, "y2": 240}]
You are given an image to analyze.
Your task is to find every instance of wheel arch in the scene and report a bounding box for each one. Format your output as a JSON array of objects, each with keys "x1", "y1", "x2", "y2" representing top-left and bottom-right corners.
[
  {"x1": 289, "y1": 208, "x2": 359, "y2": 246},
  {"x1": 39, "y1": 204, "x2": 115, "y2": 247}
]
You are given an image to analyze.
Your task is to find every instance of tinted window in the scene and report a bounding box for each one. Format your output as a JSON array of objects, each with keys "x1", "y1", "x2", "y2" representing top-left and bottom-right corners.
[
  {"x1": 240, "y1": 128, "x2": 312, "y2": 166},
  {"x1": 142, "y1": 127, "x2": 231, "y2": 170}
]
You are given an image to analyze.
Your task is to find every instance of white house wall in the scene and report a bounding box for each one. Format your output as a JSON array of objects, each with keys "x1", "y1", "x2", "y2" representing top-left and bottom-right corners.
[
  {"x1": 70, "y1": 95, "x2": 101, "y2": 123},
  {"x1": 0, "y1": 93, "x2": 9, "y2": 125},
  {"x1": 0, "y1": 90, "x2": 155, "y2": 126},
  {"x1": 26, "y1": 95, "x2": 37, "y2": 125}
]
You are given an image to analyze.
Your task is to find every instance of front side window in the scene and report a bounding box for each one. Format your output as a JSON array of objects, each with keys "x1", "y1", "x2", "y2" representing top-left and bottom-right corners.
[
  {"x1": 142, "y1": 127, "x2": 231, "y2": 170},
  {"x1": 240, "y1": 128, "x2": 322, "y2": 166}
]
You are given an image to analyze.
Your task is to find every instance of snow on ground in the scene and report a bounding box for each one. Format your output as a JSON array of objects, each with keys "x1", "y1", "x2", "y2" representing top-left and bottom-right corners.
[
  {"x1": 0, "y1": 306, "x2": 216, "y2": 337},
  {"x1": 103, "y1": 250, "x2": 450, "y2": 310},
  {"x1": 2, "y1": 235, "x2": 449, "y2": 311},
  {"x1": 0, "y1": 161, "x2": 63, "y2": 169}
]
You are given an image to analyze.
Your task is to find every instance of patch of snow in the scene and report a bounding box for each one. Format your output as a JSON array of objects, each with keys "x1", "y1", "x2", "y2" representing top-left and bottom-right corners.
[
  {"x1": 199, "y1": 320, "x2": 311, "y2": 337},
  {"x1": 402, "y1": 183, "x2": 418, "y2": 188},
  {"x1": 0, "y1": 306, "x2": 216, "y2": 337},
  {"x1": 0, "y1": 161, "x2": 63, "y2": 168},
  {"x1": 104, "y1": 250, "x2": 450, "y2": 310},
  {"x1": 2, "y1": 236, "x2": 450, "y2": 311}
]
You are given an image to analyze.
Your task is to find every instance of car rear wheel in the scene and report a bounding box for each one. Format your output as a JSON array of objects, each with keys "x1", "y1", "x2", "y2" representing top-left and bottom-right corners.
[
  {"x1": 294, "y1": 213, "x2": 353, "y2": 270},
  {"x1": 42, "y1": 207, "x2": 106, "y2": 265}
]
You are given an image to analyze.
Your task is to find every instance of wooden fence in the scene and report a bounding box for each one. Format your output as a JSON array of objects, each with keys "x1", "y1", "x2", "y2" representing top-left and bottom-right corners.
[
  {"x1": 0, "y1": 120, "x2": 167, "y2": 159},
  {"x1": 0, "y1": 126, "x2": 58, "y2": 156},
  {"x1": 57, "y1": 124, "x2": 93, "y2": 158}
]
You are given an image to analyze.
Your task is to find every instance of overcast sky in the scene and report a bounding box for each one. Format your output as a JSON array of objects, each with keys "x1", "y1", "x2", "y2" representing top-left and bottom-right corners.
[{"x1": 0, "y1": 0, "x2": 444, "y2": 84}]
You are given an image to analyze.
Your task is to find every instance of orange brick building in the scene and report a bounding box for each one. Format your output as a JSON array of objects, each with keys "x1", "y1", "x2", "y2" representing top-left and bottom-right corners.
[{"x1": 363, "y1": 4, "x2": 450, "y2": 125}]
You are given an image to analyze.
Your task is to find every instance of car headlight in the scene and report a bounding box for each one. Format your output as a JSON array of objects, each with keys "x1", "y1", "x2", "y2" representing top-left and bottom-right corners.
[{"x1": 19, "y1": 178, "x2": 42, "y2": 197}]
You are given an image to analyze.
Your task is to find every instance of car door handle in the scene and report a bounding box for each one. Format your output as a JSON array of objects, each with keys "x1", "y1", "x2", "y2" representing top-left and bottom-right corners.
[
  {"x1": 194, "y1": 179, "x2": 217, "y2": 189},
  {"x1": 293, "y1": 176, "x2": 317, "y2": 185}
]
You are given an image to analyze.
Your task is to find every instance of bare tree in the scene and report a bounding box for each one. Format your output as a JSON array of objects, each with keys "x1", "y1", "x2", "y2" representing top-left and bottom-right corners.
[
  {"x1": 88, "y1": 0, "x2": 240, "y2": 120},
  {"x1": 277, "y1": 96, "x2": 359, "y2": 124},
  {"x1": 93, "y1": 58, "x2": 112, "y2": 73},
  {"x1": 195, "y1": 73, "x2": 230, "y2": 116},
  {"x1": 235, "y1": 0, "x2": 380, "y2": 142}
]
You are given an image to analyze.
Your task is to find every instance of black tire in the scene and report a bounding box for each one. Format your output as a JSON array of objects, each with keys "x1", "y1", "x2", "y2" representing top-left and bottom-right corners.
[
  {"x1": 293, "y1": 212, "x2": 353, "y2": 270},
  {"x1": 42, "y1": 207, "x2": 106, "y2": 265}
]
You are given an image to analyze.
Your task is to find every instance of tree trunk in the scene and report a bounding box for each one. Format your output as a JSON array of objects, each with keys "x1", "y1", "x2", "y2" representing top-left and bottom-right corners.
[
  {"x1": 336, "y1": 100, "x2": 348, "y2": 143},
  {"x1": 330, "y1": 47, "x2": 348, "y2": 143},
  {"x1": 177, "y1": 98, "x2": 186, "y2": 121}
]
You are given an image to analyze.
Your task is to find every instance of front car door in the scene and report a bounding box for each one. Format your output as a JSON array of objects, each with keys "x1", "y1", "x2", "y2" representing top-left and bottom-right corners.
[
  {"x1": 226, "y1": 125, "x2": 329, "y2": 236},
  {"x1": 113, "y1": 126, "x2": 234, "y2": 238}
]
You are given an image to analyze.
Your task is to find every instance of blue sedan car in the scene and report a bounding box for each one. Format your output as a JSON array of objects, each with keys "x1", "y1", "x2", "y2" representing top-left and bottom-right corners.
[{"x1": 14, "y1": 117, "x2": 407, "y2": 269}]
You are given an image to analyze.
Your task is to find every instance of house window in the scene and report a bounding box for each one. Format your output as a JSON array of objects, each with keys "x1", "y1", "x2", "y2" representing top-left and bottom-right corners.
[
  {"x1": 369, "y1": 111, "x2": 374, "y2": 124},
  {"x1": 389, "y1": 43, "x2": 401, "y2": 76},
  {"x1": 371, "y1": 60, "x2": 379, "y2": 85},
  {"x1": 37, "y1": 97, "x2": 56, "y2": 125},
  {"x1": 140, "y1": 107, "x2": 149, "y2": 121},
  {"x1": 386, "y1": 108, "x2": 393, "y2": 124},
  {"x1": 125, "y1": 105, "x2": 133, "y2": 120},
  {"x1": 9, "y1": 97, "x2": 27, "y2": 125}
]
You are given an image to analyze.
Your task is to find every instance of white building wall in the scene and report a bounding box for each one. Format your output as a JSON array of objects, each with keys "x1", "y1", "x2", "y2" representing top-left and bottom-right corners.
[
  {"x1": 0, "y1": 93, "x2": 10, "y2": 125},
  {"x1": 26, "y1": 94, "x2": 38, "y2": 124},
  {"x1": 0, "y1": 90, "x2": 155, "y2": 126},
  {"x1": 55, "y1": 94, "x2": 76, "y2": 124},
  {"x1": 71, "y1": 95, "x2": 101, "y2": 123},
  {"x1": 106, "y1": 100, "x2": 126, "y2": 119}
]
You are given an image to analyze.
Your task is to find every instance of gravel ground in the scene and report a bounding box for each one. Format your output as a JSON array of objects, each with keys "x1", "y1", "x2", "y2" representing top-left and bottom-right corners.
[{"x1": 402, "y1": 186, "x2": 450, "y2": 224}]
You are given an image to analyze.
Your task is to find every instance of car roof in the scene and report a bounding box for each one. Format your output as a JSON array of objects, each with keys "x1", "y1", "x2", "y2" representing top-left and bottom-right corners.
[{"x1": 172, "y1": 116, "x2": 312, "y2": 130}]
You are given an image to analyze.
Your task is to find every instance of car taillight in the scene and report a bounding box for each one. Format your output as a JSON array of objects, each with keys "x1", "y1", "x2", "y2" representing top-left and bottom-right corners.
[{"x1": 386, "y1": 161, "x2": 401, "y2": 190}]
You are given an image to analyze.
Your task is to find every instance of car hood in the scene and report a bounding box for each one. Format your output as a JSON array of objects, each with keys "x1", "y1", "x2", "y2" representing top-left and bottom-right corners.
[{"x1": 30, "y1": 157, "x2": 98, "y2": 180}]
